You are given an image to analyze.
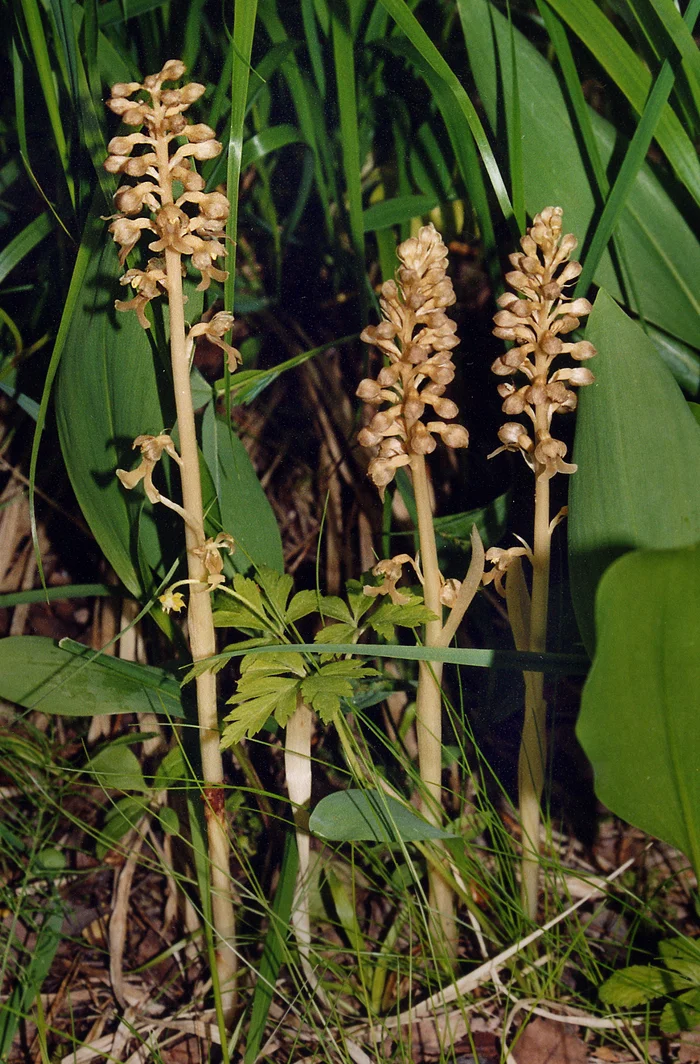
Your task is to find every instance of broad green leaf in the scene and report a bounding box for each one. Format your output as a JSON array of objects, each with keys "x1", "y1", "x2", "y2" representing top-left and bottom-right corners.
[
  {"x1": 659, "y1": 937, "x2": 700, "y2": 982},
  {"x1": 661, "y1": 989, "x2": 700, "y2": 1034},
  {"x1": 153, "y1": 746, "x2": 187, "y2": 790},
  {"x1": 256, "y1": 566, "x2": 295, "y2": 620},
  {"x1": 201, "y1": 404, "x2": 283, "y2": 574},
  {"x1": 600, "y1": 965, "x2": 691, "y2": 1007},
  {"x1": 55, "y1": 200, "x2": 169, "y2": 598},
  {"x1": 86, "y1": 743, "x2": 148, "y2": 792},
  {"x1": 459, "y1": 0, "x2": 700, "y2": 351},
  {"x1": 0, "y1": 636, "x2": 184, "y2": 718},
  {"x1": 310, "y1": 789, "x2": 457, "y2": 843},
  {"x1": 569, "y1": 290, "x2": 700, "y2": 651},
  {"x1": 96, "y1": 795, "x2": 149, "y2": 859},
  {"x1": 577, "y1": 545, "x2": 700, "y2": 874},
  {"x1": 368, "y1": 601, "x2": 438, "y2": 632},
  {"x1": 155, "y1": 805, "x2": 179, "y2": 835}
]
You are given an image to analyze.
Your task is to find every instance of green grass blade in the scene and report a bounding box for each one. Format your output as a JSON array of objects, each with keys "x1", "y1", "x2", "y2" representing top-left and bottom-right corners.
[
  {"x1": 506, "y1": 3, "x2": 525, "y2": 232},
  {"x1": 379, "y1": 0, "x2": 514, "y2": 226},
  {"x1": 17, "y1": 0, "x2": 76, "y2": 211},
  {"x1": 630, "y1": 0, "x2": 700, "y2": 123},
  {"x1": 544, "y1": 0, "x2": 700, "y2": 206},
  {"x1": 197, "y1": 642, "x2": 589, "y2": 676},
  {"x1": 0, "y1": 584, "x2": 115, "y2": 609},
  {"x1": 48, "y1": 0, "x2": 80, "y2": 106},
  {"x1": 575, "y1": 7, "x2": 697, "y2": 296},
  {"x1": 331, "y1": 0, "x2": 367, "y2": 314},
  {"x1": 225, "y1": 0, "x2": 259, "y2": 316},
  {"x1": 243, "y1": 832, "x2": 298, "y2": 1064},
  {"x1": 0, "y1": 214, "x2": 54, "y2": 288},
  {"x1": 301, "y1": 0, "x2": 326, "y2": 98}
]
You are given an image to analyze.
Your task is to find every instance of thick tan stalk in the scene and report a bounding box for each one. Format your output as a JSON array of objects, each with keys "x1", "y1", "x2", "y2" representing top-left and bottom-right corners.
[
  {"x1": 284, "y1": 699, "x2": 326, "y2": 997},
  {"x1": 410, "y1": 454, "x2": 456, "y2": 957},
  {"x1": 155, "y1": 116, "x2": 236, "y2": 1011},
  {"x1": 519, "y1": 436, "x2": 551, "y2": 921}
]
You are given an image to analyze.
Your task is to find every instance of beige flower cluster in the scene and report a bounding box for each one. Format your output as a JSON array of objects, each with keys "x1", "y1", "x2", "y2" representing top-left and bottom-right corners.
[
  {"x1": 357, "y1": 224, "x2": 469, "y2": 497},
  {"x1": 104, "y1": 60, "x2": 230, "y2": 328},
  {"x1": 490, "y1": 206, "x2": 596, "y2": 480}
]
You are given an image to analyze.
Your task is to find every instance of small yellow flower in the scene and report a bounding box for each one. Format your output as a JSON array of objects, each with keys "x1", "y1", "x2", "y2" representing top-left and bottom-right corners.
[{"x1": 159, "y1": 590, "x2": 186, "y2": 613}]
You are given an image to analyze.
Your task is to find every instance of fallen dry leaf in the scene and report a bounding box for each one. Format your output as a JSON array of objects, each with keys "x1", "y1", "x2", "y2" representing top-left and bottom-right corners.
[
  {"x1": 512, "y1": 1017, "x2": 588, "y2": 1064},
  {"x1": 679, "y1": 1027, "x2": 700, "y2": 1063}
]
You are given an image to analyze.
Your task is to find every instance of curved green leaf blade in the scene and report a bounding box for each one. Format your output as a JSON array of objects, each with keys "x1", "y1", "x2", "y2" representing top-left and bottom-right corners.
[
  {"x1": 310, "y1": 789, "x2": 457, "y2": 843},
  {"x1": 0, "y1": 636, "x2": 184, "y2": 718},
  {"x1": 577, "y1": 544, "x2": 700, "y2": 875},
  {"x1": 87, "y1": 743, "x2": 148, "y2": 792},
  {"x1": 569, "y1": 289, "x2": 700, "y2": 651},
  {"x1": 460, "y1": 0, "x2": 700, "y2": 350},
  {"x1": 55, "y1": 201, "x2": 169, "y2": 597},
  {"x1": 201, "y1": 404, "x2": 283, "y2": 574}
]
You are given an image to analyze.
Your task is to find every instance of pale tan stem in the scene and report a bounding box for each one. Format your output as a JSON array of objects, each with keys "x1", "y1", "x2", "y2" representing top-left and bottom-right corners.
[
  {"x1": 438, "y1": 526, "x2": 485, "y2": 648},
  {"x1": 519, "y1": 470, "x2": 550, "y2": 921},
  {"x1": 410, "y1": 454, "x2": 456, "y2": 958},
  {"x1": 155, "y1": 132, "x2": 236, "y2": 1018},
  {"x1": 285, "y1": 699, "x2": 327, "y2": 999}
]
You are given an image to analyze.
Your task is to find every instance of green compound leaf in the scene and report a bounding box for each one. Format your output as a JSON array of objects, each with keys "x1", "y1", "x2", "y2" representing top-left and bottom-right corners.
[
  {"x1": 286, "y1": 590, "x2": 352, "y2": 625},
  {"x1": 300, "y1": 659, "x2": 377, "y2": 722},
  {"x1": 314, "y1": 622, "x2": 359, "y2": 644},
  {"x1": 310, "y1": 789, "x2": 457, "y2": 843},
  {"x1": 0, "y1": 636, "x2": 185, "y2": 718},
  {"x1": 577, "y1": 544, "x2": 700, "y2": 876}
]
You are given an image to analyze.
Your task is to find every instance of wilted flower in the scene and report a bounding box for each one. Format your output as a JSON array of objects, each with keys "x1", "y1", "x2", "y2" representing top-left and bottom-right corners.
[
  {"x1": 490, "y1": 207, "x2": 596, "y2": 481},
  {"x1": 188, "y1": 312, "x2": 241, "y2": 371},
  {"x1": 191, "y1": 532, "x2": 235, "y2": 590},
  {"x1": 104, "y1": 62, "x2": 233, "y2": 326},
  {"x1": 357, "y1": 224, "x2": 468, "y2": 497},
  {"x1": 363, "y1": 553, "x2": 418, "y2": 605},
  {"x1": 482, "y1": 543, "x2": 532, "y2": 598},
  {"x1": 116, "y1": 433, "x2": 182, "y2": 504}
]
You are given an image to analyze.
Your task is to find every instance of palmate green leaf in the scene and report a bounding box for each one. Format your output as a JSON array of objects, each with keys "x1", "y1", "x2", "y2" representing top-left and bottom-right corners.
[
  {"x1": 459, "y1": 0, "x2": 700, "y2": 352},
  {"x1": 300, "y1": 659, "x2": 377, "y2": 722},
  {"x1": 222, "y1": 653, "x2": 304, "y2": 744},
  {"x1": 569, "y1": 290, "x2": 700, "y2": 651},
  {"x1": 600, "y1": 965, "x2": 692, "y2": 1007},
  {"x1": 577, "y1": 544, "x2": 700, "y2": 875},
  {"x1": 0, "y1": 636, "x2": 185, "y2": 718},
  {"x1": 310, "y1": 789, "x2": 457, "y2": 843},
  {"x1": 286, "y1": 590, "x2": 353, "y2": 625},
  {"x1": 256, "y1": 566, "x2": 295, "y2": 621},
  {"x1": 314, "y1": 622, "x2": 358, "y2": 644},
  {"x1": 368, "y1": 601, "x2": 438, "y2": 633}
]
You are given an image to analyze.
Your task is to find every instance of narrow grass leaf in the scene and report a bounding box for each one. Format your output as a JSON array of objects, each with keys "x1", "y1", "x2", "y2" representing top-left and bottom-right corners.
[
  {"x1": 460, "y1": 0, "x2": 700, "y2": 349},
  {"x1": 379, "y1": 0, "x2": 513, "y2": 226},
  {"x1": 543, "y1": 0, "x2": 700, "y2": 205},
  {"x1": 244, "y1": 833, "x2": 298, "y2": 1064},
  {"x1": 576, "y1": 0, "x2": 700, "y2": 295},
  {"x1": 225, "y1": 0, "x2": 258, "y2": 315},
  {"x1": 0, "y1": 213, "x2": 54, "y2": 287}
]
